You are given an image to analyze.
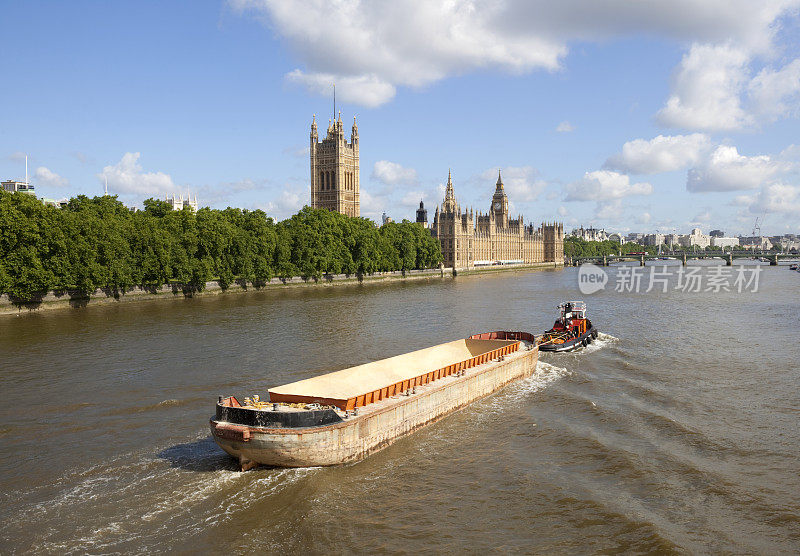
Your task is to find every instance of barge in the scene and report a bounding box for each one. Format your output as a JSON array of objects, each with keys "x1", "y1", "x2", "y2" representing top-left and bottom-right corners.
[{"x1": 211, "y1": 331, "x2": 538, "y2": 469}]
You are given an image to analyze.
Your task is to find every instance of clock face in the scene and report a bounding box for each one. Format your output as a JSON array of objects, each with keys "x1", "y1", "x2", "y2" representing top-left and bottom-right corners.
[{"x1": 494, "y1": 201, "x2": 502, "y2": 210}]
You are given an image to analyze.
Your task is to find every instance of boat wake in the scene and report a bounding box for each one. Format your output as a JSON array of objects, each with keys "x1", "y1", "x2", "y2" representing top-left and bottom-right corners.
[
  {"x1": 579, "y1": 332, "x2": 619, "y2": 354},
  {"x1": 1, "y1": 433, "x2": 320, "y2": 554},
  {"x1": 483, "y1": 361, "x2": 571, "y2": 412}
]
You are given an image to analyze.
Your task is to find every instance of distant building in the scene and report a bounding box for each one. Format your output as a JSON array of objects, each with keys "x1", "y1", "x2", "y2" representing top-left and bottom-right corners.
[
  {"x1": 571, "y1": 226, "x2": 608, "y2": 242},
  {"x1": 711, "y1": 236, "x2": 739, "y2": 249},
  {"x1": 607, "y1": 232, "x2": 625, "y2": 244},
  {"x1": 642, "y1": 233, "x2": 665, "y2": 246},
  {"x1": 415, "y1": 200, "x2": 428, "y2": 228},
  {"x1": 775, "y1": 236, "x2": 800, "y2": 252},
  {"x1": 310, "y1": 112, "x2": 360, "y2": 217},
  {"x1": 382, "y1": 212, "x2": 393, "y2": 225},
  {"x1": 739, "y1": 236, "x2": 771, "y2": 250},
  {"x1": 626, "y1": 232, "x2": 644, "y2": 244},
  {"x1": 679, "y1": 228, "x2": 711, "y2": 248},
  {"x1": 41, "y1": 197, "x2": 68, "y2": 208},
  {"x1": 664, "y1": 233, "x2": 680, "y2": 247},
  {"x1": 166, "y1": 193, "x2": 198, "y2": 213},
  {"x1": 2, "y1": 180, "x2": 35, "y2": 195},
  {"x1": 432, "y1": 170, "x2": 563, "y2": 268},
  {"x1": 709, "y1": 229, "x2": 725, "y2": 238}
]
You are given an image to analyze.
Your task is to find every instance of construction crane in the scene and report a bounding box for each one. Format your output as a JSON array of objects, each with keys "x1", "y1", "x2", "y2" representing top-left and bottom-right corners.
[{"x1": 751, "y1": 212, "x2": 767, "y2": 252}]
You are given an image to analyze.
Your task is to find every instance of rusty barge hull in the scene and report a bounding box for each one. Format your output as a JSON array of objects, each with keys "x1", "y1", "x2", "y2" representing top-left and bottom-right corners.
[{"x1": 211, "y1": 332, "x2": 539, "y2": 468}]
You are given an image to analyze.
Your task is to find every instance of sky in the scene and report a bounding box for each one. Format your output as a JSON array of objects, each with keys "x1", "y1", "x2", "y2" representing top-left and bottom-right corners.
[{"x1": 1, "y1": 1, "x2": 800, "y2": 236}]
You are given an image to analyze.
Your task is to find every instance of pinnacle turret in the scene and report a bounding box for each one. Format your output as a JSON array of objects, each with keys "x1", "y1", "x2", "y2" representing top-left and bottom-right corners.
[{"x1": 443, "y1": 169, "x2": 458, "y2": 213}]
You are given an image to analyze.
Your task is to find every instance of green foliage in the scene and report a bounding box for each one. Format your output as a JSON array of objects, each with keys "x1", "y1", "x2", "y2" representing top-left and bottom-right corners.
[
  {"x1": 564, "y1": 236, "x2": 659, "y2": 258},
  {"x1": 0, "y1": 191, "x2": 443, "y2": 302}
]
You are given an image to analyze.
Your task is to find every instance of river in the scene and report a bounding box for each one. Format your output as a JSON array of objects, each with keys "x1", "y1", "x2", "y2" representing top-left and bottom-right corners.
[{"x1": 1, "y1": 261, "x2": 799, "y2": 553}]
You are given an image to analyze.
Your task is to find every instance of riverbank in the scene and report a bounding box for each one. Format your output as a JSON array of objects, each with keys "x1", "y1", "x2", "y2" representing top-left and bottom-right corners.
[
  {"x1": 0, "y1": 268, "x2": 450, "y2": 315},
  {"x1": 0, "y1": 262, "x2": 563, "y2": 316},
  {"x1": 456, "y1": 261, "x2": 562, "y2": 276}
]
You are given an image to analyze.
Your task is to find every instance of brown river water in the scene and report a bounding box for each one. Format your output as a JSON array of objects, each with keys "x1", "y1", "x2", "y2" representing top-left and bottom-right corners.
[{"x1": 1, "y1": 262, "x2": 799, "y2": 554}]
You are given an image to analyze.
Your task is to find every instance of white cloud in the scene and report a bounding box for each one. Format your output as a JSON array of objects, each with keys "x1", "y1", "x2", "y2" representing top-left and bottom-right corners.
[
  {"x1": 98, "y1": 152, "x2": 176, "y2": 197},
  {"x1": 637, "y1": 212, "x2": 652, "y2": 224},
  {"x1": 400, "y1": 190, "x2": 427, "y2": 208},
  {"x1": 259, "y1": 185, "x2": 306, "y2": 219},
  {"x1": 565, "y1": 170, "x2": 653, "y2": 201},
  {"x1": 780, "y1": 144, "x2": 800, "y2": 160},
  {"x1": 749, "y1": 58, "x2": 800, "y2": 121},
  {"x1": 739, "y1": 182, "x2": 800, "y2": 217},
  {"x1": 557, "y1": 205, "x2": 568, "y2": 216},
  {"x1": 71, "y1": 151, "x2": 91, "y2": 164},
  {"x1": 691, "y1": 209, "x2": 712, "y2": 223},
  {"x1": 480, "y1": 166, "x2": 545, "y2": 202},
  {"x1": 34, "y1": 166, "x2": 69, "y2": 187},
  {"x1": 595, "y1": 200, "x2": 624, "y2": 221},
  {"x1": 372, "y1": 160, "x2": 418, "y2": 186},
  {"x1": 286, "y1": 70, "x2": 396, "y2": 108},
  {"x1": 605, "y1": 133, "x2": 711, "y2": 174},
  {"x1": 657, "y1": 38, "x2": 800, "y2": 132},
  {"x1": 556, "y1": 121, "x2": 575, "y2": 133},
  {"x1": 282, "y1": 144, "x2": 310, "y2": 158},
  {"x1": 687, "y1": 145, "x2": 788, "y2": 192},
  {"x1": 231, "y1": 0, "x2": 798, "y2": 106},
  {"x1": 358, "y1": 189, "x2": 387, "y2": 221},
  {"x1": 7, "y1": 151, "x2": 27, "y2": 162},
  {"x1": 657, "y1": 43, "x2": 752, "y2": 131}
]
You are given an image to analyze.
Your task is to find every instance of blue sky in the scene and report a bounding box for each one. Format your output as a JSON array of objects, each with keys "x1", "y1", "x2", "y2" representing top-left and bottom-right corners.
[{"x1": 2, "y1": 1, "x2": 799, "y2": 236}]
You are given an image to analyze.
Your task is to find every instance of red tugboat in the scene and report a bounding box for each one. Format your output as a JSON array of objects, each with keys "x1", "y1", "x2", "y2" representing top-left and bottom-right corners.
[{"x1": 539, "y1": 301, "x2": 598, "y2": 352}]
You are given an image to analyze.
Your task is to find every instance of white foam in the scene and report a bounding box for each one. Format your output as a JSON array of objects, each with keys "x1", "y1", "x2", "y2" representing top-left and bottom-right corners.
[
  {"x1": 580, "y1": 332, "x2": 619, "y2": 354},
  {"x1": 482, "y1": 360, "x2": 571, "y2": 413}
]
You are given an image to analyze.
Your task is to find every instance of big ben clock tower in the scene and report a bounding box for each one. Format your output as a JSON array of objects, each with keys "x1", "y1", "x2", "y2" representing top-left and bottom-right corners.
[{"x1": 491, "y1": 170, "x2": 509, "y2": 227}]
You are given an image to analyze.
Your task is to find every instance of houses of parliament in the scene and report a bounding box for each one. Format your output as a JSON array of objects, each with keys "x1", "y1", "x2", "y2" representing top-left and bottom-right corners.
[{"x1": 309, "y1": 112, "x2": 563, "y2": 268}]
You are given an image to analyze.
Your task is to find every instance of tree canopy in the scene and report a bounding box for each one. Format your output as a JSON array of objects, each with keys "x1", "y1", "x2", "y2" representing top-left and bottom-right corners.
[{"x1": 0, "y1": 191, "x2": 442, "y2": 302}]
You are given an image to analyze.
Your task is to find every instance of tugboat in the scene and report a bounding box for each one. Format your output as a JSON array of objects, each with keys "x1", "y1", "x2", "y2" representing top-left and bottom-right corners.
[{"x1": 539, "y1": 301, "x2": 598, "y2": 352}]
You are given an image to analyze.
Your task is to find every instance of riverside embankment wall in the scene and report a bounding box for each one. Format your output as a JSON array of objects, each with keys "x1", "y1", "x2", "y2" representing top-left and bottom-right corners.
[
  {"x1": 456, "y1": 261, "x2": 562, "y2": 276},
  {"x1": 0, "y1": 268, "x2": 454, "y2": 316},
  {"x1": 1, "y1": 261, "x2": 562, "y2": 316}
]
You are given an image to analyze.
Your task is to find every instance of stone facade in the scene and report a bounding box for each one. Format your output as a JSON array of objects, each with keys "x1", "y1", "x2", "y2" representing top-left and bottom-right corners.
[
  {"x1": 309, "y1": 112, "x2": 360, "y2": 217},
  {"x1": 432, "y1": 170, "x2": 564, "y2": 268}
]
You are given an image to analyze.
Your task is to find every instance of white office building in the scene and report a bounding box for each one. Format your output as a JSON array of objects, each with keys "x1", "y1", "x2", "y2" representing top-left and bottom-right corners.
[{"x1": 711, "y1": 236, "x2": 739, "y2": 249}]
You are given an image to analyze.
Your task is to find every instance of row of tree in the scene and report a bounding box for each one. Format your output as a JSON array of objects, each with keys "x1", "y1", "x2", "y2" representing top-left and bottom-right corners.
[
  {"x1": 0, "y1": 191, "x2": 443, "y2": 302},
  {"x1": 563, "y1": 236, "x2": 659, "y2": 258}
]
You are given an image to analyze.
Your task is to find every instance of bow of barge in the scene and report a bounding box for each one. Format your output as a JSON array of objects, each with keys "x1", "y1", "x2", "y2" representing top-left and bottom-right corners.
[{"x1": 211, "y1": 332, "x2": 539, "y2": 469}]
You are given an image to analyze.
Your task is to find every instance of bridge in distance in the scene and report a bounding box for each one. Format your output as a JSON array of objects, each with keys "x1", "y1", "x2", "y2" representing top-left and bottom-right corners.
[{"x1": 567, "y1": 251, "x2": 800, "y2": 267}]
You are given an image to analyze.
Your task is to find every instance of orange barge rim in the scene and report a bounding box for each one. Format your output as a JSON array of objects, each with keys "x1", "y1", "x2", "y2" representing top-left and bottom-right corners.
[{"x1": 267, "y1": 331, "x2": 535, "y2": 411}]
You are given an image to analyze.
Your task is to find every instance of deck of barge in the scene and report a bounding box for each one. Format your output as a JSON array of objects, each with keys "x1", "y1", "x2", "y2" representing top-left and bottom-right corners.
[{"x1": 268, "y1": 338, "x2": 519, "y2": 410}]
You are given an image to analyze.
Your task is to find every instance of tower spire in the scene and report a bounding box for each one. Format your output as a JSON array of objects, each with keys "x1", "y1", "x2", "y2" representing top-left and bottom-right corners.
[{"x1": 443, "y1": 169, "x2": 458, "y2": 213}]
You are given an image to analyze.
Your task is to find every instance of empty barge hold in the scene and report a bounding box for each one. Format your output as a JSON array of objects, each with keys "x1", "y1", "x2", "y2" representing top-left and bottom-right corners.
[{"x1": 211, "y1": 332, "x2": 539, "y2": 469}]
